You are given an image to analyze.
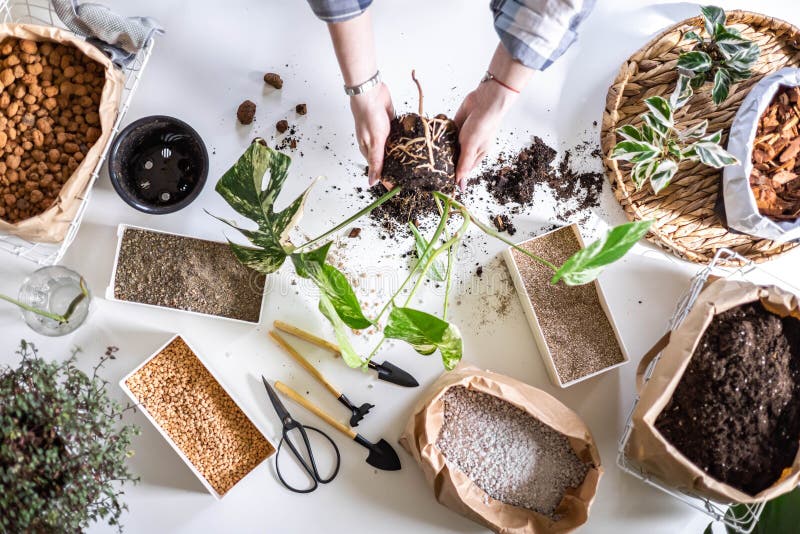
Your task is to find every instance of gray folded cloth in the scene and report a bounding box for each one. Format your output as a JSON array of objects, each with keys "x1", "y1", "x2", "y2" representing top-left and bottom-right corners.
[{"x1": 51, "y1": 0, "x2": 163, "y2": 66}]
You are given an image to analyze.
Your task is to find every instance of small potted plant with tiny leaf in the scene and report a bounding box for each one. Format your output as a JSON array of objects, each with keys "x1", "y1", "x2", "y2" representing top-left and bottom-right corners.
[
  {"x1": 0, "y1": 342, "x2": 139, "y2": 533},
  {"x1": 677, "y1": 5, "x2": 760, "y2": 105},
  {"x1": 211, "y1": 133, "x2": 651, "y2": 370}
]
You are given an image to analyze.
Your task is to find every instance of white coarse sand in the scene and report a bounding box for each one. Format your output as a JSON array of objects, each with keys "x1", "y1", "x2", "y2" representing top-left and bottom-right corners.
[{"x1": 436, "y1": 386, "x2": 589, "y2": 519}]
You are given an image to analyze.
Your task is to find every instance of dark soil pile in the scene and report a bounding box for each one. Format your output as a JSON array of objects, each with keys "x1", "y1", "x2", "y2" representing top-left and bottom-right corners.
[
  {"x1": 382, "y1": 113, "x2": 459, "y2": 192},
  {"x1": 656, "y1": 302, "x2": 800, "y2": 495},
  {"x1": 367, "y1": 183, "x2": 446, "y2": 235},
  {"x1": 474, "y1": 137, "x2": 604, "y2": 220}
]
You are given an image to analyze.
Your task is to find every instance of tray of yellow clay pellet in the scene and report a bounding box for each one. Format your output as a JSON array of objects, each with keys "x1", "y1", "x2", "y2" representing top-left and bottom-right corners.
[{"x1": 120, "y1": 335, "x2": 275, "y2": 499}]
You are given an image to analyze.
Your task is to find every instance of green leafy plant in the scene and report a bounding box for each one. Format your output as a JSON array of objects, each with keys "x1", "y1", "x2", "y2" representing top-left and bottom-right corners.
[
  {"x1": 703, "y1": 486, "x2": 800, "y2": 533},
  {"x1": 610, "y1": 95, "x2": 738, "y2": 193},
  {"x1": 0, "y1": 342, "x2": 139, "y2": 533},
  {"x1": 212, "y1": 139, "x2": 652, "y2": 370},
  {"x1": 677, "y1": 5, "x2": 760, "y2": 105},
  {"x1": 0, "y1": 276, "x2": 89, "y2": 324}
]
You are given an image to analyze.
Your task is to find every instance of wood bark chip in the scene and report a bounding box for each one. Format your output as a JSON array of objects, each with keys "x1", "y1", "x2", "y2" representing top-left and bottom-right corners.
[{"x1": 750, "y1": 86, "x2": 800, "y2": 220}]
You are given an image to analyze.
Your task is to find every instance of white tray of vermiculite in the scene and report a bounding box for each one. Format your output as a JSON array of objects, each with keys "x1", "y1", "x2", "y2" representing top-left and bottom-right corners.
[
  {"x1": 107, "y1": 224, "x2": 267, "y2": 324},
  {"x1": 503, "y1": 224, "x2": 630, "y2": 387},
  {"x1": 119, "y1": 334, "x2": 275, "y2": 499}
]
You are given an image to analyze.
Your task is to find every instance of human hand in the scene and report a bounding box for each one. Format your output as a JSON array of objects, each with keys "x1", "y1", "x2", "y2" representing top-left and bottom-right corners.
[
  {"x1": 453, "y1": 80, "x2": 519, "y2": 189},
  {"x1": 350, "y1": 82, "x2": 394, "y2": 186}
]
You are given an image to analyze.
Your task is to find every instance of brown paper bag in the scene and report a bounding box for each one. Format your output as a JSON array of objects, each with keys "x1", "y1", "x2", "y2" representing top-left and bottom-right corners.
[
  {"x1": 399, "y1": 364, "x2": 602, "y2": 534},
  {"x1": 627, "y1": 278, "x2": 800, "y2": 504},
  {"x1": 0, "y1": 23, "x2": 123, "y2": 243}
]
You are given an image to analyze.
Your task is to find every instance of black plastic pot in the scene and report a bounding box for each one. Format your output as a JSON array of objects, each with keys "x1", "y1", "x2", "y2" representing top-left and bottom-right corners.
[{"x1": 108, "y1": 115, "x2": 208, "y2": 214}]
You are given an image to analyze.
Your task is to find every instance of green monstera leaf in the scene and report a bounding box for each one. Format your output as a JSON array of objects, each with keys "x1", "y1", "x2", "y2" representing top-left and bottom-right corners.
[
  {"x1": 290, "y1": 243, "x2": 372, "y2": 369},
  {"x1": 291, "y1": 243, "x2": 372, "y2": 330},
  {"x1": 212, "y1": 139, "x2": 315, "y2": 274}
]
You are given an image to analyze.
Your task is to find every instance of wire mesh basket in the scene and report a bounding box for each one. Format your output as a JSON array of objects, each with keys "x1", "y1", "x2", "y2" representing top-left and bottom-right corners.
[
  {"x1": 617, "y1": 247, "x2": 800, "y2": 534},
  {"x1": 0, "y1": 0, "x2": 154, "y2": 265}
]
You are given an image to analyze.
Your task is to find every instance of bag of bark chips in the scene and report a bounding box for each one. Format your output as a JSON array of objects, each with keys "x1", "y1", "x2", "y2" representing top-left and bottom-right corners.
[
  {"x1": 723, "y1": 67, "x2": 800, "y2": 241},
  {"x1": 399, "y1": 365, "x2": 602, "y2": 533}
]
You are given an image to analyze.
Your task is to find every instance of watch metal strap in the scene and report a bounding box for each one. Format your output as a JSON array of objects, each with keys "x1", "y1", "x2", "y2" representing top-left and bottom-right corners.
[{"x1": 344, "y1": 71, "x2": 381, "y2": 96}]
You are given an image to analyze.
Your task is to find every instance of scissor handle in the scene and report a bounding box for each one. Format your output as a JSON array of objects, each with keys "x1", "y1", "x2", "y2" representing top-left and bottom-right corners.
[{"x1": 275, "y1": 424, "x2": 341, "y2": 494}]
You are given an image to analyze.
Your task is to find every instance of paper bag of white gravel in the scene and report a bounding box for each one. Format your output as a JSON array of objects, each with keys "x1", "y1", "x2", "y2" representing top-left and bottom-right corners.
[{"x1": 399, "y1": 364, "x2": 602, "y2": 533}]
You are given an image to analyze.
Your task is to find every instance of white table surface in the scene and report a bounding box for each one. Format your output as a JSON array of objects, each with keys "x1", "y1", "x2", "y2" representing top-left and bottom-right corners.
[{"x1": 1, "y1": 1, "x2": 799, "y2": 532}]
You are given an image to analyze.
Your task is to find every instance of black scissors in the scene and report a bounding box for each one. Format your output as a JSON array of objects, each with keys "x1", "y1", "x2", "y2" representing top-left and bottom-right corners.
[{"x1": 261, "y1": 376, "x2": 340, "y2": 493}]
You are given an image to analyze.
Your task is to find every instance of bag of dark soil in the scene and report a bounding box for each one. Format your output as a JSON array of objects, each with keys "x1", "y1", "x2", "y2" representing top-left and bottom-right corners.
[
  {"x1": 723, "y1": 67, "x2": 800, "y2": 242},
  {"x1": 628, "y1": 278, "x2": 800, "y2": 504},
  {"x1": 399, "y1": 364, "x2": 602, "y2": 533}
]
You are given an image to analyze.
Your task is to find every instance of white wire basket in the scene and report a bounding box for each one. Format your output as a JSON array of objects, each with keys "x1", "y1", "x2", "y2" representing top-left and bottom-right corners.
[
  {"x1": 617, "y1": 248, "x2": 800, "y2": 534},
  {"x1": 0, "y1": 0, "x2": 154, "y2": 265}
]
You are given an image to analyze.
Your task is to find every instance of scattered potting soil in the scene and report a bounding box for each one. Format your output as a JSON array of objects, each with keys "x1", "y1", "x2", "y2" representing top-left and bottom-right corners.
[
  {"x1": 366, "y1": 183, "x2": 446, "y2": 236},
  {"x1": 492, "y1": 214, "x2": 516, "y2": 235},
  {"x1": 263, "y1": 72, "x2": 283, "y2": 89},
  {"x1": 113, "y1": 228, "x2": 265, "y2": 322},
  {"x1": 655, "y1": 302, "x2": 800, "y2": 495},
  {"x1": 237, "y1": 100, "x2": 256, "y2": 125},
  {"x1": 436, "y1": 386, "x2": 589, "y2": 519},
  {"x1": 510, "y1": 226, "x2": 624, "y2": 383},
  {"x1": 382, "y1": 113, "x2": 459, "y2": 192},
  {"x1": 474, "y1": 137, "x2": 604, "y2": 222},
  {"x1": 275, "y1": 123, "x2": 300, "y2": 151}
]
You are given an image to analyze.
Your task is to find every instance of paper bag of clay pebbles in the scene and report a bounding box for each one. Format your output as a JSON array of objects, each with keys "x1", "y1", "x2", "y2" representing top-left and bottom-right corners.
[
  {"x1": 0, "y1": 23, "x2": 123, "y2": 242},
  {"x1": 627, "y1": 278, "x2": 800, "y2": 504},
  {"x1": 399, "y1": 364, "x2": 602, "y2": 534}
]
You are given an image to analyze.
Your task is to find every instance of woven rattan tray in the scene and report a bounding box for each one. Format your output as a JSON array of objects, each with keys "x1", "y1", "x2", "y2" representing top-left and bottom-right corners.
[{"x1": 601, "y1": 10, "x2": 800, "y2": 264}]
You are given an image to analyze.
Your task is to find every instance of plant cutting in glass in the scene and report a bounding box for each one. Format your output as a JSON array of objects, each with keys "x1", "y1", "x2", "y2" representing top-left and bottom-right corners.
[
  {"x1": 610, "y1": 93, "x2": 739, "y2": 194},
  {"x1": 677, "y1": 5, "x2": 760, "y2": 105},
  {"x1": 0, "y1": 276, "x2": 89, "y2": 324},
  {"x1": 212, "y1": 77, "x2": 652, "y2": 370}
]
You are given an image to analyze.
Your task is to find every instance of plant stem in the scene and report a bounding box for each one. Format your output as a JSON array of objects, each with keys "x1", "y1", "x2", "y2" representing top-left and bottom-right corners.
[
  {"x1": 434, "y1": 196, "x2": 455, "y2": 319},
  {"x1": 435, "y1": 192, "x2": 559, "y2": 272},
  {"x1": 411, "y1": 69, "x2": 424, "y2": 116},
  {"x1": 293, "y1": 187, "x2": 402, "y2": 253},
  {"x1": 372, "y1": 201, "x2": 451, "y2": 324},
  {"x1": 0, "y1": 278, "x2": 89, "y2": 324},
  {"x1": 0, "y1": 293, "x2": 68, "y2": 323},
  {"x1": 403, "y1": 202, "x2": 470, "y2": 307},
  {"x1": 366, "y1": 200, "x2": 455, "y2": 362}
]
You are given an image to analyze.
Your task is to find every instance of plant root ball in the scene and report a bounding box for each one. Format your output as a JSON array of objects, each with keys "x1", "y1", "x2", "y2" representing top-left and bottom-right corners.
[{"x1": 382, "y1": 113, "x2": 459, "y2": 193}]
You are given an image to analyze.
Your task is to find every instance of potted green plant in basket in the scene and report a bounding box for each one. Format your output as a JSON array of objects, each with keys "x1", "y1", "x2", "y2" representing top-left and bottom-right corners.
[{"x1": 0, "y1": 342, "x2": 139, "y2": 533}]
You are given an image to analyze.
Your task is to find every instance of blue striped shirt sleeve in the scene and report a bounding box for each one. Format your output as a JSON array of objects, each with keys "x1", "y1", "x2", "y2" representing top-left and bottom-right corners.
[
  {"x1": 306, "y1": 0, "x2": 373, "y2": 22},
  {"x1": 491, "y1": 0, "x2": 596, "y2": 70}
]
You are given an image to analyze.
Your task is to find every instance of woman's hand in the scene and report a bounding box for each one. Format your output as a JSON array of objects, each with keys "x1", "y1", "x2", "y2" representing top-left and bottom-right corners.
[
  {"x1": 453, "y1": 43, "x2": 533, "y2": 189},
  {"x1": 453, "y1": 81, "x2": 518, "y2": 189},
  {"x1": 350, "y1": 82, "x2": 394, "y2": 186}
]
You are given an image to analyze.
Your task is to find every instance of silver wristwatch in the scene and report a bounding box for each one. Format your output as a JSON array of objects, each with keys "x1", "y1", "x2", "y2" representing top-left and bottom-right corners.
[{"x1": 344, "y1": 71, "x2": 381, "y2": 96}]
